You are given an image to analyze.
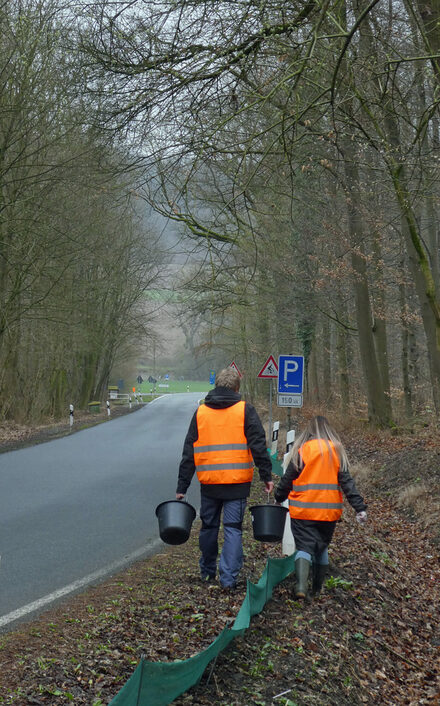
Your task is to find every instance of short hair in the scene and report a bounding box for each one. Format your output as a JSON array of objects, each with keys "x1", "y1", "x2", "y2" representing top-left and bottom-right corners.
[{"x1": 215, "y1": 367, "x2": 240, "y2": 391}]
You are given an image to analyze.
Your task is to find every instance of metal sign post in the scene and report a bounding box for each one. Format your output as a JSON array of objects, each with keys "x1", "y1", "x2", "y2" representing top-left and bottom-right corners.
[
  {"x1": 269, "y1": 379, "x2": 273, "y2": 436},
  {"x1": 257, "y1": 355, "x2": 279, "y2": 442}
]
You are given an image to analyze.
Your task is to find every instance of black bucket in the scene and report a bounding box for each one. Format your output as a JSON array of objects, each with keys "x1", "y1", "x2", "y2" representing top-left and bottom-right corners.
[
  {"x1": 249, "y1": 504, "x2": 288, "y2": 543},
  {"x1": 155, "y1": 500, "x2": 197, "y2": 545}
]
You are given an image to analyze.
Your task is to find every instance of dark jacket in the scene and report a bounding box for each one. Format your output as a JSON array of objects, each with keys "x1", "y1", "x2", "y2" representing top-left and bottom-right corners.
[
  {"x1": 176, "y1": 387, "x2": 272, "y2": 499},
  {"x1": 274, "y1": 451, "x2": 366, "y2": 514}
]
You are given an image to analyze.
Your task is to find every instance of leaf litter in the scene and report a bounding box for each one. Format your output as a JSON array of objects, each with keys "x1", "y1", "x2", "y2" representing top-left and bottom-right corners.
[{"x1": 0, "y1": 419, "x2": 439, "y2": 705}]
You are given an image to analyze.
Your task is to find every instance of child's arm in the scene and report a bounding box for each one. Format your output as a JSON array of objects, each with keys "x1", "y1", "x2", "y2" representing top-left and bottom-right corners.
[
  {"x1": 274, "y1": 459, "x2": 301, "y2": 503},
  {"x1": 338, "y1": 467, "x2": 367, "y2": 513}
]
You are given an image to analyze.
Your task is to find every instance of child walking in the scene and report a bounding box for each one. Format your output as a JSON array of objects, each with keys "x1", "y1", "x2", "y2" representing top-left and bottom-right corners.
[{"x1": 274, "y1": 415, "x2": 367, "y2": 598}]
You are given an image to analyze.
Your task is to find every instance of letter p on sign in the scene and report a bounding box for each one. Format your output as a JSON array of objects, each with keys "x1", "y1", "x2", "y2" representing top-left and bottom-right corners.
[{"x1": 284, "y1": 360, "x2": 298, "y2": 381}]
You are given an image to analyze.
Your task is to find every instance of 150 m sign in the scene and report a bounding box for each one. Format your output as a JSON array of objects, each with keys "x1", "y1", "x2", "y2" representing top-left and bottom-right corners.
[
  {"x1": 277, "y1": 393, "x2": 303, "y2": 407},
  {"x1": 277, "y1": 355, "x2": 304, "y2": 407}
]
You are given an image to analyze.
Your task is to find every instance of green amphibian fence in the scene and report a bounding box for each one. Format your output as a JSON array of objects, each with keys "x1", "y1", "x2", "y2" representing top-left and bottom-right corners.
[
  {"x1": 109, "y1": 552, "x2": 296, "y2": 706},
  {"x1": 109, "y1": 452, "x2": 289, "y2": 705}
]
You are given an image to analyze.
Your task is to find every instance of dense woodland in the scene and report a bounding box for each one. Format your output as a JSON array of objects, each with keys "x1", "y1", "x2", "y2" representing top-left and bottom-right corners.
[
  {"x1": 1, "y1": 0, "x2": 440, "y2": 427},
  {"x1": 0, "y1": 0, "x2": 163, "y2": 422}
]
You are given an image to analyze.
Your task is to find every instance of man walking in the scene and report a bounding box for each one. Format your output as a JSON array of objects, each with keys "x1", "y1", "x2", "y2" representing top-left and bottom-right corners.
[{"x1": 176, "y1": 367, "x2": 273, "y2": 590}]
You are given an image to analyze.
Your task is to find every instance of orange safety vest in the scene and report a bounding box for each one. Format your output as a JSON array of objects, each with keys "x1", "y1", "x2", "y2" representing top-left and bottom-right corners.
[
  {"x1": 194, "y1": 401, "x2": 254, "y2": 485},
  {"x1": 288, "y1": 439, "x2": 343, "y2": 522}
]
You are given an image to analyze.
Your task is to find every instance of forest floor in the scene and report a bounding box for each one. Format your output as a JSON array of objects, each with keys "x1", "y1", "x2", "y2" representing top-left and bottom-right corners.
[{"x1": 0, "y1": 408, "x2": 439, "y2": 705}]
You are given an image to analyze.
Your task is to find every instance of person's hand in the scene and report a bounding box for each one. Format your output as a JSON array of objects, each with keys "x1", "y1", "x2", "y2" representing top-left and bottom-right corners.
[
  {"x1": 176, "y1": 493, "x2": 185, "y2": 500},
  {"x1": 356, "y1": 511, "x2": 367, "y2": 525},
  {"x1": 264, "y1": 481, "x2": 274, "y2": 494}
]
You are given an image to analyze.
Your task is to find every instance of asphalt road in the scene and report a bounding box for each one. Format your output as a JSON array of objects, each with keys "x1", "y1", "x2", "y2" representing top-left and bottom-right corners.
[{"x1": 0, "y1": 393, "x2": 204, "y2": 630}]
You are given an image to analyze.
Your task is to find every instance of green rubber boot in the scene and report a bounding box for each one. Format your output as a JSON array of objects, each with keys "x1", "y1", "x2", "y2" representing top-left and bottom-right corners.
[
  {"x1": 312, "y1": 564, "x2": 327, "y2": 596},
  {"x1": 295, "y1": 558, "x2": 311, "y2": 599}
]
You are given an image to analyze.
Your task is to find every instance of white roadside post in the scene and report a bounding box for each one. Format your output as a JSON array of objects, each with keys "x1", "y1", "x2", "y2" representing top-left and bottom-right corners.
[
  {"x1": 69, "y1": 404, "x2": 74, "y2": 429},
  {"x1": 107, "y1": 400, "x2": 111, "y2": 417},
  {"x1": 129, "y1": 396, "x2": 132, "y2": 409},
  {"x1": 270, "y1": 421, "x2": 280, "y2": 456},
  {"x1": 282, "y1": 429, "x2": 296, "y2": 555},
  {"x1": 284, "y1": 429, "x2": 295, "y2": 460}
]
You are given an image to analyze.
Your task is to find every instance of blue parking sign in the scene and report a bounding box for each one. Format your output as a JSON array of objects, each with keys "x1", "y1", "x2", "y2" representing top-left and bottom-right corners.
[{"x1": 278, "y1": 355, "x2": 304, "y2": 394}]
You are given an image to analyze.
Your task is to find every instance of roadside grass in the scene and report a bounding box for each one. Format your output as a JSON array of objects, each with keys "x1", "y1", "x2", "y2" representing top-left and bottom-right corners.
[{"x1": 136, "y1": 380, "x2": 212, "y2": 395}]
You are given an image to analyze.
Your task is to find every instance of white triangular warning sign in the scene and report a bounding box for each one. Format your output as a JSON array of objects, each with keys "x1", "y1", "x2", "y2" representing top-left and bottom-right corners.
[
  {"x1": 257, "y1": 355, "x2": 278, "y2": 378},
  {"x1": 228, "y1": 360, "x2": 242, "y2": 377}
]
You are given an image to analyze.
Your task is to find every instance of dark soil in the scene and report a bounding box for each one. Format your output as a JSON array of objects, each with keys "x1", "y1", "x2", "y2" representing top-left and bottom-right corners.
[{"x1": 0, "y1": 413, "x2": 439, "y2": 705}]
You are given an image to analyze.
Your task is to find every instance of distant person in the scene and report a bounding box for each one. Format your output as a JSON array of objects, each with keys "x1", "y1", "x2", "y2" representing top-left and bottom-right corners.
[
  {"x1": 176, "y1": 367, "x2": 273, "y2": 590},
  {"x1": 274, "y1": 415, "x2": 367, "y2": 598}
]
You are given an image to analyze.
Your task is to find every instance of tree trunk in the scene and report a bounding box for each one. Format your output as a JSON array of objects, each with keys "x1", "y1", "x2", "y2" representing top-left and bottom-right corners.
[
  {"x1": 307, "y1": 345, "x2": 319, "y2": 404},
  {"x1": 336, "y1": 294, "x2": 350, "y2": 416},
  {"x1": 415, "y1": 0, "x2": 440, "y2": 82},
  {"x1": 371, "y1": 231, "x2": 392, "y2": 411},
  {"x1": 344, "y1": 156, "x2": 393, "y2": 426},
  {"x1": 322, "y1": 315, "x2": 331, "y2": 403},
  {"x1": 391, "y1": 172, "x2": 440, "y2": 413},
  {"x1": 399, "y1": 257, "x2": 413, "y2": 421}
]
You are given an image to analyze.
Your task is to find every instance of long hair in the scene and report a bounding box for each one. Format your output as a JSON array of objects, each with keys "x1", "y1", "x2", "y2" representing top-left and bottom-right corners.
[{"x1": 288, "y1": 415, "x2": 349, "y2": 470}]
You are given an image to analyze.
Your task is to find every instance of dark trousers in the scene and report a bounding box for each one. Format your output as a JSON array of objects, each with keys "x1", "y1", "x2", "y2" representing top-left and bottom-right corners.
[
  {"x1": 199, "y1": 495, "x2": 247, "y2": 588},
  {"x1": 291, "y1": 518, "x2": 336, "y2": 562}
]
